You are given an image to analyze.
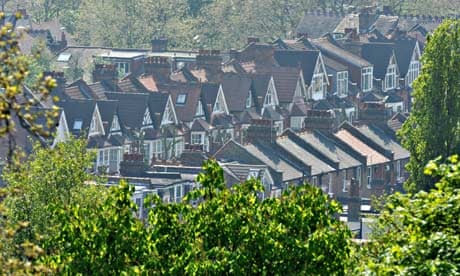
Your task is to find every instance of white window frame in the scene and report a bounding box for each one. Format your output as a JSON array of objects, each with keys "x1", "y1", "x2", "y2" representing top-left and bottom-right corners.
[
  {"x1": 342, "y1": 170, "x2": 348, "y2": 192},
  {"x1": 367, "y1": 166, "x2": 372, "y2": 189},
  {"x1": 142, "y1": 108, "x2": 153, "y2": 128},
  {"x1": 385, "y1": 64, "x2": 397, "y2": 91},
  {"x1": 361, "y1": 67, "x2": 373, "y2": 92},
  {"x1": 246, "y1": 90, "x2": 252, "y2": 108},
  {"x1": 407, "y1": 60, "x2": 420, "y2": 87},
  {"x1": 356, "y1": 166, "x2": 361, "y2": 186},
  {"x1": 311, "y1": 73, "x2": 324, "y2": 100},
  {"x1": 396, "y1": 160, "x2": 401, "y2": 179},
  {"x1": 290, "y1": 116, "x2": 304, "y2": 130},
  {"x1": 195, "y1": 100, "x2": 205, "y2": 117},
  {"x1": 337, "y1": 71, "x2": 348, "y2": 97},
  {"x1": 115, "y1": 62, "x2": 130, "y2": 74}
]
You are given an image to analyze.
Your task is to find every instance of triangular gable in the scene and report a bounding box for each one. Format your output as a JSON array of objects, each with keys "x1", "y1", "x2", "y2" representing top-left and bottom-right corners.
[
  {"x1": 195, "y1": 99, "x2": 205, "y2": 117},
  {"x1": 294, "y1": 70, "x2": 307, "y2": 99},
  {"x1": 88, "y1": 103, "x2": 105, "y2": 137},
  {"x1": 245, "y1": 89, "x2": 253, "y2": 108},
  {"x1": 161, "y1": 95, "x2": 178, "y2": 126},
  {"x1": 213, "y1": 85, "x2": 229, "y2": 115},
  {"x1": 53, "y1": 110, "x2": 70, "y2": 147},
  {"x1": 110, "y1": 114, "x2": 121, "y2": 134},
  {"x1": 142, "y1": 107, "x2": 153, "y2": 129},
  {"x1": 315, "y1": 52, "x2": 329, "y2": 86},
  {"x1": 263, "y1": 76, "x2": 279, "y2": 107}
]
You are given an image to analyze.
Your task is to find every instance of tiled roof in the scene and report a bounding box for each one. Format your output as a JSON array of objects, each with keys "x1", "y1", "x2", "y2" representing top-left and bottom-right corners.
[
  {"x1": 191, "y1": 118, "x2": 212, "y2": 131},
  {"x1": 334, "y1": 128, "x2": 389, "y2": 165},
  {"x1": 372, "y1": 15, "x2": 399, "y2": 35},
  {"x1": 355, "y1": 124, "x2": 409, "y2": 160},
  {"x1": 117, "y1": 77, "x2": 147, "y2": 93},
  {"x1": 105, "y1": 92, "x2": 149, "y2": 130},
  {"x1": 97, "y1": 100, "x2": 119, "y2": 134},
  {"x1": 221, "y1": 73, "x2": 252, "y2": 113},
  {"x1": 361, "y1": 43, "x2": 395, "y2": 79},
  {"x1": 147, "y1": 92, "x2": 169, "y2": 129},
  {"x1": 168, "y1": 84, "x2": 202, "y2": 123},
  {"x1": 297, "y1": 130, "x2": 361, "y2": 170},
  {"x1": 296, "y1": 11, "x2": 344, "y2": 38},
  {"x1": 312, "y1": 36, "x2": 371, "y2": 68},
  {"x1": 290, "y1": 102, "x2": 309, "y2": 116},
  {"x1": 392, "y1": 38, "x2": 417, "y2": 77},
  {"x1": 250, "y1": 74, "x2": 271, "y2": 108},
  {"x1": 57, "y1": 99, "x2": 95, "y2": 137},
  {"x1": 200, "y1": 83, "x2": 220, "y2": 116},
  {"x1": 274, "y1": 50, "x2": 319, "y2": 85},
  {"x1": 271, "y1": 67, "x2": 302, "y2": 103},
  {"x1": 276, "y1": 135, "x2": 335, "y2": 176}
]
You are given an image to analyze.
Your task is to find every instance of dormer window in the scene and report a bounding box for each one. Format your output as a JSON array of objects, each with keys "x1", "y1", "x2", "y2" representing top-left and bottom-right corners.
[
  {"x1": 110, "y1": 115, "x2": 120, "y2": 133},
  {"x1": 213, "y1": 86, "x2": 228, "y2": 114},
  {"x1": 176, "y1": 93, "x2": 187, "y2": 105},
  {"x1": 195, "y1": 100, "x2": 204, "y2": 117},
  {"x1": 263, "y1": 78, "x2": 278, "y2": 107},
  {"x1": 361, "y1": 67, "x2": 373, "y2": 92},
  {"x1": 89, "y1": 105, "x2": 104, "y2": 137},
  {"x1": 407, "y1": 59, "x2": 420, "y2": 87},
  {"x1": 73, "y1": 119, "x2": 83, "y2": 130},
  {"x1": 337, "y1": 71, "x2": 348, "y2": 97},
  {"x1": 385, "y1": 64, "x2": 397, "y2": 91}
]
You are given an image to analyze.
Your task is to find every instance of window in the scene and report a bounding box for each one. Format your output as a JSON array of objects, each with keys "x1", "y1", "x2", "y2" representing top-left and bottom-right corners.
[
  {"x1": 356, "y1": 166, "x2": 361, "y2": 186},
  {"x1": 326, "y1": 173, "x2": 332, "y2": 193},
  {"x1": 264, "y1": 88, "x2": 273, "y2": 106},
  {"x1": 361, "y1": 67, "x2": 373, "y2": 92},
  {"x1": 98, "y1": 150, "x2": 104, "y2": 164},
  {"x1": 311, "y1": 73, "x2": 324, "y2": 99},
  {"x1": 367, "y1": 166, "x2": 372, "y2": 189},
  {"x1": 290, "y1": 117, "x2": 303, "y2": 130},
  {"x1": 143, "y1": 143, "x2": 151, "y2": 164},
  {"x1": 385, "y1": 64, "x2": 397, "y2": 91},
  {"x1": 103, "y1": 149, "x2": 109, "y2": 165},
  {"x1": 73, "y1": 119, "x2": 83, "y2": 130},
  {"x1": 115, "y1": 62, "x2": 130, "y2": 74},
  {"x1": 110, "y1": 116, "x2": 120, "y2": 132},
  {"x1": 195, "y1": 100, "x2": 204, "y2": 117},
  {"x1": 161, "y1": 102, "x2": 175, "y2": 126},
  {"x1": 245, "y1": 90, "x2": 252, "y2": 108},
  {"x1": 57, "y1": 53, "x2": 71, "y2": 62},
  {"x1": 191, "y1": 132, "x2": 203, "y2": 145},
  {"x1": 176, "y1": 93, "x2": 187, "y2": 105},
  {"x1": 342, "y1": 170, "x2": 347, "y2": 192},
  {"x1": 407, "y1": 60, "x2": 420, "y2": 87},
  {"x1": 175, "y1": 139, "x2": 184, "y2": 157},
  {"x1": 337, "y1": 71, "x2": 348, "y2": 97},
  {"x1": 152, "y1": 140, "x2": 164, "y2": 159},
  {"x1": 396, "y1": 160, "x2": 401, "y2": 178},
  {"x1": 213, "y1": 89, "x2": 227, "y2": 113}
]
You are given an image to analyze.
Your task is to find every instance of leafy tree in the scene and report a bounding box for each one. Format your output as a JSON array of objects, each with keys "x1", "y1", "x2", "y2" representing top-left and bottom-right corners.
[
  {"x1": 400, "y1": 20, "x2": 460, "y2": 191},
  {"x1": 356, "y1": 155, "x2": 460, "y2": 275}
]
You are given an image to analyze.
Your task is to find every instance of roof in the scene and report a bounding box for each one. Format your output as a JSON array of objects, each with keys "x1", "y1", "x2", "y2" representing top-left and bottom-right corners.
[
  {"x1": 297, "y1": 130, "x2": 361, "y2": 170},
  {"x1": 361, "y1": 43, "x2": 395, "y2": 79},
  {"x1": 98, "y1": 50, "x2": 146, "y2": 59},
  {"x1": 96, "y1": 100, "x2": 119, "y2": 134},
  {"x1": 167, "y1": 84, "x2": 203, "y2": 123},
  {"x1": 221, "y1": 163, "x2": 269, "y2": 183},
  {"x1": 147, "y1": 92, "x2": 170, "y2": 129},
  {"x1": 117, "y1": 76, "x2": 148, "y2": 93},
  {"x1": 392, "y1": 38, "x2": 417, "y2": 77},
  {"x1": 296, "y1": 10, "x2": 344, "y2": 38},
  {"x1": 220, "y1": 73, "x2": 252, "y2": 112},
  {"x1": 250, "y1": 74, "x2": 271, "y2": 108},
  {"x1": 57, "y1": 99, "x2": 96, "y2": 137},
  {"x1": 200, "y1": 83, "x2": 220, "y2": 115},
  {"x1": 276, "y1": 135, "x2": 335, "y2": 176},
  {"x1": 387, "y1": 112, "x2": 407, "y2": 133},
  {"x1": 290, "y1": 102, "x2": 309, "y2": 116},
  {"x1": 323, "y1": 55, "x2": 348, "y2": 72},
  {"x1": 262, "y1": 106, "x2": 283, "y2": 121},
  {"x1": 105, "y1": 92, "x2": 149, "y2": 130},
  {"x1": 274, "y1": 50, "x2": 319, "y2": 85},
  {"x1": 372, "y1": 15, "x2": 399, "y2": 35},
  {"x1": 334, "y1": 128, "x2": 389, "y2": 165},
  {"x1": 355, "y1": 124, "x2": 409, "y2": 160},
  {"x1": 271, "y1": 67, "x2": 303, "y2": 103},
  {"x1": 244, "y1": 142, "x2": 304, "y2": 182},
  {"x1": 312, "y1": 36, "x2": 371, "y2": 68},
  {"x1": 191, "y1": 118, "x2": 212, "y2": 131},
  {"x1": 383, "y1": 93, "x2": 403, "y2": 103}
]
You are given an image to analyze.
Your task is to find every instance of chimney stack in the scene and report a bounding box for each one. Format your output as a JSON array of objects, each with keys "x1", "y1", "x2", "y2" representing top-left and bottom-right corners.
[
  {"x1": 245, "y1": 119, "x2": 277, "y2": 144},
  {"x1": 92, "y1": 64, "x2": 118, "y2": 89},
  {"x1": 151, "y1": 37, "x2": 168, "y2": 52},
  {"x1": 144, "y1": 56, "x2": 171, "y2": 77},
  {"x1": 196, "y1": 50, "x2": 223, "y2": 72},
  {"x1": 304, "y1": 110, "x2": 336, "y2": 133}
]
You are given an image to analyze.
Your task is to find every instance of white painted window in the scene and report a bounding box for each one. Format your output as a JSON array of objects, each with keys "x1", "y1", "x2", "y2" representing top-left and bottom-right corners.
[
  {"x1": 385, "y1": 64, "x2": 397, "y2": 91},
  {"x1": 115, "y1": 62, "x2": 130, "y2": 74},
  {"x1": 264, "y1": 88, "x2": 274, "y2": 106},
  {"x1": 152, "y1": 140, "x2": 164, "y2": 159},
  {"x1": 361, "y1": 67, "x2": 373, "y2": 92},
  {"x1": 176, "y1": 93, "x2": 187, "y2": 105},
  {"x1": 367, "y1": 166, "x2": 372, "y2": 189},
  {"x1": 246, "y1": 90, "x2": 252, "y2": 108},
  {"x1": 342, "y1": 170, "x2": 347, "y2": 192},
  {"x1": 337, "y1": 71, "x2": 348, "y2": 97},
  {"x1": 290, "y1": 117, "x2": 304, "y2": 130},
  {"x1": 213, "y1": 87, "x2": 227, "y2": 113},
  {"x1": 73, "y1": 119, "x2": 83, "y2": 130},
  {"x1": 407, "y1": 60, "x2": 420, "y2": 87},
  {"x1": 195, "y1": 100, "x2": 204, "y2": 117},
  {"x1": 311, "y1": 73, "x2": 324, "y2": 100},
  {"x1": 191, "y1": 133, "x2": 203, "y2": 145}
]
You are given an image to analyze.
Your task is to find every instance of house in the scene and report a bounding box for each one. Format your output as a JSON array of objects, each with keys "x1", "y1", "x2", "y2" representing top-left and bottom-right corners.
[
  {"x1": 295, "y1": 9, "x2": 345, "y2": 39},
  {"x1": 361, "y1": 43, "x2": 399, "y2": 92}
]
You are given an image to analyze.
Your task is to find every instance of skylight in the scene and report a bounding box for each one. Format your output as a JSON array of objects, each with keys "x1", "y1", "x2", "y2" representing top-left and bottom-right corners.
[
  {"x1": 57, "y1": 53, "x2": 72, "y2": 62},
  {"x1": 176, "y1": 93, "x2": 187, "y2": 105},
  {"x1": 73, "y1": 119, "x2": 83, "y2": 130}
]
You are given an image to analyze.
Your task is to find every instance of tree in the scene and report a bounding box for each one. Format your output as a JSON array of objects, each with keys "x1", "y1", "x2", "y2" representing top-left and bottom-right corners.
[
  {"x1": 356, "y1": 155, "x2": 460, "y2": 274},
  {"x1": 400, "y1": 20, "x2": 460, "y2": 192}
]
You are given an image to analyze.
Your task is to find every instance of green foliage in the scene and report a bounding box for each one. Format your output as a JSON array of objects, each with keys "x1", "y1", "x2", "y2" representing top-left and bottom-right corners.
[
  {"x1": 400, "y1": 20, "x2": 460, "y2": 191},
  {"x1": 356, "y1": 155, "x2": 460, "y2": 275}
]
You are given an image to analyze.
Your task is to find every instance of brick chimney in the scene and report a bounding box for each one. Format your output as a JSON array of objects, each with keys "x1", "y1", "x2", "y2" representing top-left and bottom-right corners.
[
  {"x1": 92, "y1": 64, "x2": 118, "y2": 88},
  {"x1": 304, "y1": 110, "x2": 336, "y2": 133},
  {"x1": 151, "y1": 37, "x2": 168, "y2": 52},
  {"x1": 245, "y1": 119, "x2": 277, "y2": 144},
  {"x1": 196, "y1": 50, "x2": 223, "y2": 72},
  {"x1": 144, "y1": 56, "x2": 171, "y2": 77},
  {"x1": 348, "y1": 178, "x2": 360, "y2": 222},
  {"x1": 119, "y1": 153, "x2": 146, "y2": 177}
]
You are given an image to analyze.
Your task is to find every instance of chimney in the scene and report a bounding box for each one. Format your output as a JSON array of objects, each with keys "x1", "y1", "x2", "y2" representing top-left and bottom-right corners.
[
  {"x1": 151, "y1": 37, "x2": 168, "y2": 52},
  {"x1": 304, "y1": 110, "x2": 336, "y2": 133},
  {"x1": 344, "y1": 28, "x2": 359, "y2": 41},
  {"x1": 358, "y1": 102, "x2": 391, "y2": 123},
  {"x1": 247, "y1": 37, "x2": 260, "y2": 44},
  {"x1": 119, "y1": 153, "x2": 146, "y2": 177},
  {"x1": 196, "y1": 50, "x2": 223, "y2": 71},
  {"x1": 348, "y1": 178, "x2": 360, "y2": 222},
  {"x1": 92, "y1": 64, "x2": 118, "y2": 88},
  {"x1": 245, "y1": 119, "x2": 277, "y2": 144},
  {"x1": 144, "y1": 56, "x2": 171, "y2": 77}
]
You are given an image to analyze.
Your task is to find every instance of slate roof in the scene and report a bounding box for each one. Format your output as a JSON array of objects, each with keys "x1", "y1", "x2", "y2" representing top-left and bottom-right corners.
[
  {"x1": 383, "y1": 93, "x2": 403, "y2": 103},
  {"x1": 221, "y1": 73, "x2": 252, "y2": 113},
  {"x1": 271, "y1": 67, "x2": 303, "y2": 103},
  {"x1": 392, "y1": 38, "x2": 417, "y2": 77},
  {"x1": 210, "y1": 113, "x2": 234, "y2": 128},
  {"x1": 312, "y1": 36, "x2": 371, "y2": 68},
  {"x1": 322, "y1": 55, "x2": 348, "y2": 72},
  {"x1": 276, "y1": 135, "x2": 335, "y2": 176},
  {"x1": 250, "y1": 74, "x2": 271, "y2": 108},
  {"x1": 355, "y1": 124, "x2": 409, "y2": 160},
  {"x1": 334, "y1": 128, "x2": 389, "y2": 166},
  {"x1": 57, "y1": 99, "x2": 95, "y2": 137},
  {"x1": 221, "y1": 163, "x2": 269, "y2": 183},
  {"x1": 191, "y1": 118, "x2": 212, "y2": 132},
  {"x1": 361, "y1": 92, "x2": 382, "y2": 103},
  {"x1": 297, "y1": 130, "x2": 361, "y2": 170},
  {"x1": 290, "y1": 102, "x2": 309, "y2": 116},
  {"x1": 105, "y1": 92, "x2": 150, "y2": 131},
  {"x1": 200, "y1": 83, "x2": 220, "y2": 115},
  {"x1": 97, "y1": 100, "x2": 119, "y2": 134},
  {"x1": 361, "y1": 43, "x2": 395, "y2": 79},
  {"x1": 372, "y1": 15, "x2": 399, "y2": 35},
  {"x1": 272, "y1": 37, "x2": 316, "y2": 51},
  {"x1": 262, "y1": 106, "x2": 283, "y2": 121},
  {"x1": 147, "y1": 92, "x2": 170, "y2": 129},
  {"x1": 296, "y1": 10, "x2": 344, "y2": 38},
  {"x1": 387, "y1": 112, "x2": 407, "y2": 133},
  {"x1": 274, "y1": 50, "x2": 319, "y2": 85}
]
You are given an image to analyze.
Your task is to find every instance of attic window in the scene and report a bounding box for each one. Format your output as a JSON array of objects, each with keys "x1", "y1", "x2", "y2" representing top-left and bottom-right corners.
[
  {"x1": 73, "y1": 120, "x2": 83, "y2": 130},
  {"x1": 176, "y1": 93, "x2": 187, "y2": 105},
  {"x1": 57, "y1": 53, "x2": 72, "y2": 62}
]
